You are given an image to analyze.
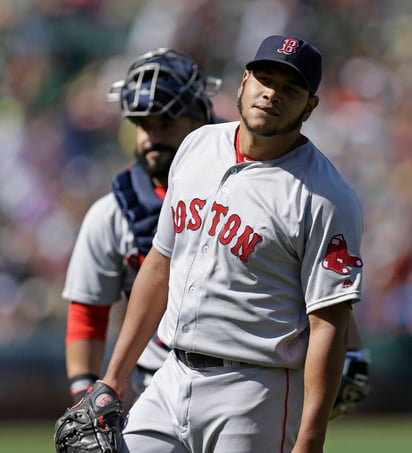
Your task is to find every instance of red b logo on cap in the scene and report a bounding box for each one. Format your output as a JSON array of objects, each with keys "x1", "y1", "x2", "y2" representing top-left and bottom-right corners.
[{"x1": 277, "y1": 38, "x2": 300, "y2": 55}]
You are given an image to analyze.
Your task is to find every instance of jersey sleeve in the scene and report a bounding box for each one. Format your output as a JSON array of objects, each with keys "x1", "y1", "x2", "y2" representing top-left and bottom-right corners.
[
  {"x1": 152, "y1": 175, "x2": 175, "y2": 257},
  {"x1": 301, "y1": 186, "x2": 363, "y2": 314},
  {"x1": 62, "y1": 194, "x2": 128, "y2": 305}
]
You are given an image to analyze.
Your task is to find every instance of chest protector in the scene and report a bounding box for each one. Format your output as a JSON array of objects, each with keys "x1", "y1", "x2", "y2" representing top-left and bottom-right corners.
[{"x1": 111, "y1": 163, "x2": 163, "y2": 257}]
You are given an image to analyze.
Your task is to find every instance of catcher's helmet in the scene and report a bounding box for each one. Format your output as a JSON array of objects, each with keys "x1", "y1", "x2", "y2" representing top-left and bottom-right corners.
[{"x1": 107, "y1": 48, "x2": 221, "y2": 123}]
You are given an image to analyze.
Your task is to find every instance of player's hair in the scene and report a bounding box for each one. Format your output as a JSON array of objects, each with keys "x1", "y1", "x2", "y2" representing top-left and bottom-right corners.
[{"x1": 107, "y1": 48, "x2": 221, "y2": 123}]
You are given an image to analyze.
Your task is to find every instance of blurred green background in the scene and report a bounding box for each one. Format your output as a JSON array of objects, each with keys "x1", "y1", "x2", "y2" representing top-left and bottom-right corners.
[{"x1": 1, "y1": 0, "x2": 412, "y2": 438}]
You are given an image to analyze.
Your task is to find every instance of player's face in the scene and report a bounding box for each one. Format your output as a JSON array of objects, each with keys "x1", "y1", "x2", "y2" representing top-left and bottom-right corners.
[
  {"x1": 133, "y1": 116, "x2": 205, "y2": 180},
  {"x1": 237, "y1": 63, "x2": 318, "y2": 137}
]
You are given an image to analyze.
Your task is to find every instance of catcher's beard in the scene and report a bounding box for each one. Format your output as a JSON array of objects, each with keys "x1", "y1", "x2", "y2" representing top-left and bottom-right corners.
[
  {"x1": 237, "y1": 89, "x2": 307, "y2": 137},
  {"x1": 134, "y1": 144, "x2": 176, "y2": 179}
]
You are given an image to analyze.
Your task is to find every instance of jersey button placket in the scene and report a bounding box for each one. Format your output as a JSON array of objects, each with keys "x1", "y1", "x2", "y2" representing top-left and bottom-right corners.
[
  {"x1": 181, "y1": 285, "x2": 195, "y2": 333},
  {"x1": 221, "y1": 167, "x2": 238, "y2": 195}
]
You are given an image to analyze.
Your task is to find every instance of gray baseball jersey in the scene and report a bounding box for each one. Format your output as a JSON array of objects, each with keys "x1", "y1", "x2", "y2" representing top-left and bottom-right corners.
[
  {"x1": 153, "y1": 121, "x2": 363, "y2": 368},
  {"x1": 62, "y1": 192, "x2": 169, "y2": 370}
]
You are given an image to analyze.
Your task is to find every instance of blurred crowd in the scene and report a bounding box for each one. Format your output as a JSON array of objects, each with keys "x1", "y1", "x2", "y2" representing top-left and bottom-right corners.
[{"x1": 1, "y1": 0, "x2": 411, "y2": 346}]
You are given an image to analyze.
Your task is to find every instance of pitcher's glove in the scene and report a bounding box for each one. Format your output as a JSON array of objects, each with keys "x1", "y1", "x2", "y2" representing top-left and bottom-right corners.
[
  {"x1": 54, "y1": 380, "x2": 123, "y2": 453},
  {"x1": 330, "y1": 349, "x2": 370, "y2": 420}
]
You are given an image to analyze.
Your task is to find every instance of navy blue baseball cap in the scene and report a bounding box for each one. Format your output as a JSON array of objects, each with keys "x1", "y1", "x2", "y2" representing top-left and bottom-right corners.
[{"x1": 246, "y1": 35, "x2": 322, "y2": 95}]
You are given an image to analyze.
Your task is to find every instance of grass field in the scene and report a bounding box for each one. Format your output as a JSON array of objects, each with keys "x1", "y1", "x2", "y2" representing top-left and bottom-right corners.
[
  {"x1": 0, "y1": 415, "x2": 410, "y2": 452},
  {"x1": 324, "y1": 414, "x2": 411, "y2": 453}
]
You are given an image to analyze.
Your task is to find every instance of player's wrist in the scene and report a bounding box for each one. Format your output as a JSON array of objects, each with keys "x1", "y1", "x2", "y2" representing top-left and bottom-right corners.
[{"x1": 69, "y1": 373, "x2": 99, "y2": 404}]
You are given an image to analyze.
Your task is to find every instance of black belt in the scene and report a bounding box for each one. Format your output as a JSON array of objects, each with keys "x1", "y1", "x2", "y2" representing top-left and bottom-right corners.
[
  {"x1": 174, "y1": 349, "x2": 245, "y2": 370},
  {"x1": 136, "y1": 364, "x2": 157, "y2": 375}
]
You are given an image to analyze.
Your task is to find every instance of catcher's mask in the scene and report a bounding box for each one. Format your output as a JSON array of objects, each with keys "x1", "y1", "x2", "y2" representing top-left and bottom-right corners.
[{"x1": 107, "y1": 48, "x2": 221, "y2": 123}]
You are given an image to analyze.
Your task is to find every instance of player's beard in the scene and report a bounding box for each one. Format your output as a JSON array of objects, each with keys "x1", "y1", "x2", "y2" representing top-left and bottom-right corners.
[
  {"x1": 237, "y1": 89, "x2": 307, "y2": 137},
  {"x1": 134, "y1": 145, "x2": 176, "y2": 179}
]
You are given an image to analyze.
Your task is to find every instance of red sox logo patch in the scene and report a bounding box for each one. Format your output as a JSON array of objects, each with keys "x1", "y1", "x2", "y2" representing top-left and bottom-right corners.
[
  {"x1": 322, "y1": 234, "x2": 363, "y2": 276},
  {"x1": 277, "y1": 38, "x2": 300, "y2": 55}
]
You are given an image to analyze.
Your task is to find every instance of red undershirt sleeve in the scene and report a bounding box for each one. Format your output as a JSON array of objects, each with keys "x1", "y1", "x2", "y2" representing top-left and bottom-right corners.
[{"x1": 66, "y1": 302, "x2": 111, "y2": 345}]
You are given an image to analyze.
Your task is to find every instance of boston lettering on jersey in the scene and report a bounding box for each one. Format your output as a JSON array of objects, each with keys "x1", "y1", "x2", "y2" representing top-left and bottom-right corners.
[{"x1": 172, "y1": 198, "x2": 262, "y2": 262}]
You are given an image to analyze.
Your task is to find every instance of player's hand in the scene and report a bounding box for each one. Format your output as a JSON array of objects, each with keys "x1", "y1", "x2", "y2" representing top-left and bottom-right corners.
[{"x1": 101, "y1": 374, "x2": 129, "y2": 401}]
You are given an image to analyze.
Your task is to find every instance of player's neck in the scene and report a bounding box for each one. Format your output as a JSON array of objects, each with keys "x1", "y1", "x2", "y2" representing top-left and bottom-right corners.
[{"x1": 238, "y1": 124, "x2": 303, "y2": 161}]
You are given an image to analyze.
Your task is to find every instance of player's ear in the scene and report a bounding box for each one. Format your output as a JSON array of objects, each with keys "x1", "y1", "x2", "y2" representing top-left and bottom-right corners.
[
  {"x1": 302, "y1": 95, "x2": 319, "y2": 122},
  {"x1": 238, "y1": 70, "x2": 251, "y2": 95}
]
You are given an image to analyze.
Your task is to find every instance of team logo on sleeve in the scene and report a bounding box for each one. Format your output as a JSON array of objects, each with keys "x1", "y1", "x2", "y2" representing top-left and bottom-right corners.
[{"x1": 322, "y1": 234, "x2": 363, "y2": 275}]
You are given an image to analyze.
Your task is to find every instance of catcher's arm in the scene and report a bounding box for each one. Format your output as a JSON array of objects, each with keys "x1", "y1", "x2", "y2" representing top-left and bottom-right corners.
[{"x1": 66, "y1": 302, "x2": 111, "y2": 404}]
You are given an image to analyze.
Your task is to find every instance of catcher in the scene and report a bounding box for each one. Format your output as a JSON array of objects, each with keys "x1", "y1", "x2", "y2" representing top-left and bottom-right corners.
[
  {"x1": 55, "y1": 47, "x2": 222, "y2": 453},
  {"x1": 62, "y1": 47, "x2": 222, "y2": 407}
]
